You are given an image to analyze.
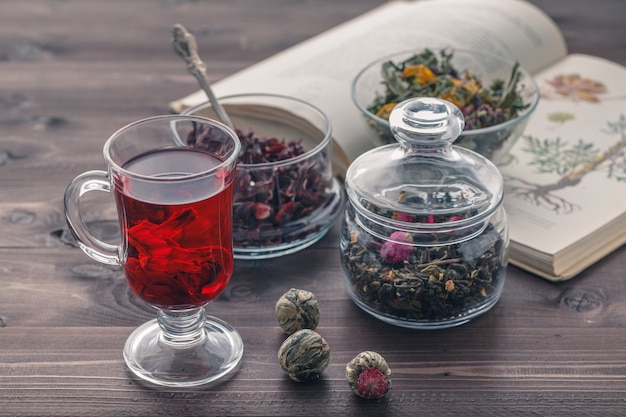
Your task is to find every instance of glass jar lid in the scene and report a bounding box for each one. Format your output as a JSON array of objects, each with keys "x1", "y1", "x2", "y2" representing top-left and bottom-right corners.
[{"x1": 345, "y1": 97, "x2": 503, "y2": 228}]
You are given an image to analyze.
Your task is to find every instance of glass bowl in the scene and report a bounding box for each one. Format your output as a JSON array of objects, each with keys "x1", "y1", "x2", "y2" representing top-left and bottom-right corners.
[
  {"x1": 183, "y1": 93, "x2": 344, "y2": 259},
  {"x1": 351, "y1": 48, "x2": 539, "y2": 165}
]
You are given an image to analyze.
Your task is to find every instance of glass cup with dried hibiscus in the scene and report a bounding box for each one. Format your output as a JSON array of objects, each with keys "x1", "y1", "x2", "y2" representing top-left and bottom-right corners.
[{"x1": 184, "y1": 93, "x2": 344, "y2": 259}]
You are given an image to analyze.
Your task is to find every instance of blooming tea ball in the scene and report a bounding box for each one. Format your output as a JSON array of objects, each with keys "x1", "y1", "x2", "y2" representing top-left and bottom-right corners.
[
  {"x1": 278, "y1": 329, "x2": 330, "y2": 382},
  {"x1": 346, "y1": 351, "x2": 392, "y2": 399},
  {"x1": 275, "y1": 288, "x2": 320, "y2": 335}
]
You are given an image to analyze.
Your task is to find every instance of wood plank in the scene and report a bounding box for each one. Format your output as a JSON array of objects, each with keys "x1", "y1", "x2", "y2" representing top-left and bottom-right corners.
[
  {"x1": 1, "y1": 243, "x2": 626, "y2": 329},
  {"x1": 1, "y1": 327, "x2": 626, "y2": 416}
]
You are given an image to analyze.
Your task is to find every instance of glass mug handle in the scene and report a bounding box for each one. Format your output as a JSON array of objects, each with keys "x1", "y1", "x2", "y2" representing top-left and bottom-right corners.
[{"x1": 64, "y1": 170, "x2": 121, "y2": 265}]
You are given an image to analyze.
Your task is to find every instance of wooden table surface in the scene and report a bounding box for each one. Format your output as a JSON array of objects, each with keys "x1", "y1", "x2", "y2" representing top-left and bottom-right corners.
[{"x1": 2, "y1": 1, "x2": 626, "y2": 416}]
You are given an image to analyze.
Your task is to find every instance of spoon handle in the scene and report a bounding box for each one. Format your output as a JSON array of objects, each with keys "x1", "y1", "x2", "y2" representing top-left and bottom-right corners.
[{"x1": 171, "y1": 24, "x2": 235, "y2": 130}]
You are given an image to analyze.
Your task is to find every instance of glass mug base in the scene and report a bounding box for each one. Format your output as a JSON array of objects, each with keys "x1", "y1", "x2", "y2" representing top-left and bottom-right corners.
[{"x1": 123, "y1": 310, "x2": 244, "y2": 388}]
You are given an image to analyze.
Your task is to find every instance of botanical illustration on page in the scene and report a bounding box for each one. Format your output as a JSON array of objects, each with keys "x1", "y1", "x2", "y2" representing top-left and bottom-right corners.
[
  {"x1": 501, "y1": 54, "x2": 626, "y2": 257},
  {"x1": 504, "y1": 76, "x2": 626, "y2": 215}
]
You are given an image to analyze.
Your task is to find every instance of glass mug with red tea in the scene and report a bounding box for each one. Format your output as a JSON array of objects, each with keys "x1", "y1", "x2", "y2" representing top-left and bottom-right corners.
[{"x1": 64, "y1": 115, "x2": 243, "y2": 387}]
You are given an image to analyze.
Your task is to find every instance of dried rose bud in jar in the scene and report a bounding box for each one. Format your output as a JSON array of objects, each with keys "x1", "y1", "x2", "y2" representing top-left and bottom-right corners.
[
  {"x1": 275, "y1": 288, "x2": 320, "y2": 335},
  {"x1": 379, "y1": 231, "x2": 413, "y2": 264},
  {"x1": 346, "y1": 351, "x2": 392, "y2": 399},
  {"x1": 278, "y1": 329, "x2": 330, "y2": 382}
]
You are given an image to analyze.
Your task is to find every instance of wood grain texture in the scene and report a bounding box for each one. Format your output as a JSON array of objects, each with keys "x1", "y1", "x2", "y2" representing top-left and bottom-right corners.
[{"x1": 1, "y1": 1, "x2": 626, "y2": 416}]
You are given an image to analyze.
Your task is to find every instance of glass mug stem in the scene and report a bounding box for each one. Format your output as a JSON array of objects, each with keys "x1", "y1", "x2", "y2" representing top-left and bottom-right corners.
[{"x1": 157, "y1": 308, "x2": 207, "y2": 346}]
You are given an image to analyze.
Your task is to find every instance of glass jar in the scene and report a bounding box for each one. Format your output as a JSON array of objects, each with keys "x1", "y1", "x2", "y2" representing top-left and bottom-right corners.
[{"x1": 340, "y1": 97, "x2": 509, "y2": 329}]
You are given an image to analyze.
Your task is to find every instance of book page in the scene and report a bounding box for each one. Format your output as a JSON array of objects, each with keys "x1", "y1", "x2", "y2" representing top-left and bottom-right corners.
[
  {"x1": 171, "y1": 0, "x2": 567, "y2": 165},
  {"x1": 500, "y1": 54, "x2": 626, "y2": 278}
]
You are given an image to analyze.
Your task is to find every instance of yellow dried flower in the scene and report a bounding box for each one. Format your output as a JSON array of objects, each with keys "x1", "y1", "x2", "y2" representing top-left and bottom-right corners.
[
  {"x1": 442, "y1": 76, "x2": 480, "y2": 109},
  {"x1": 402, "y1": 64, "x2": 437, "y2": 84},
  {"x1": 375, "y1": 102, "x2": 398, "y2": 119}
]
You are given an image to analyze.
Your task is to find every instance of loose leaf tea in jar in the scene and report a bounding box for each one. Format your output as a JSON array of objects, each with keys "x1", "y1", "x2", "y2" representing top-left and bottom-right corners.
[{"x1": 340, "y1": 97, "x2": 509, "y2": 329}]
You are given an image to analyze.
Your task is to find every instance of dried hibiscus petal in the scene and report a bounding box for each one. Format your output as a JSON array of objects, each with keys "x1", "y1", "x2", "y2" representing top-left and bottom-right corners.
[{"x1": 188, "y1": 124, "x2": 333, "y2": 249}]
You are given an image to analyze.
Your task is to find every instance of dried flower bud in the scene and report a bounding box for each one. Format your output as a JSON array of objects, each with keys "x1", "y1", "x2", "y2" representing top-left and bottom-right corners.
[
  {"x1": 396, "y1": 212, "x2": 413, "y2": 222},
  {"x1": 278, "y1": 329, "x2": 330, "y2": 382},
  {"x1": 275, "y1": 288, "x2": 320, "y2": 335},
  {"x1": 380, "y1": 231, "x2": 413, "y2": 264},
  {"x1": 346, "y1": 351, "x2": 391, "y2": 399},
  {"x1": 254, "y1": 202, "x2": 272, "y2": 220}
]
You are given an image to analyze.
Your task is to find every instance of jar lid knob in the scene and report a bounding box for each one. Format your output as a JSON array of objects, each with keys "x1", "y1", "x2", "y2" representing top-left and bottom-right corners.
[{"x1": 389, "y1": 97, "x2": 464, "y2": 149}]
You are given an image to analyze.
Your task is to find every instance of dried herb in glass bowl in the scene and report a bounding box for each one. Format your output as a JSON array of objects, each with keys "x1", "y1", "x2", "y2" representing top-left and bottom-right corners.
[
  {"x1": 368, "y1": 48, "x2": 528, "y2": 128},
  {"x1": 352, "y1": 48, "x2": 539, "y2": 164}
]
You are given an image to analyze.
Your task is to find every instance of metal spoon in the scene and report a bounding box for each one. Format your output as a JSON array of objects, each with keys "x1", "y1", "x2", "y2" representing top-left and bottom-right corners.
[{"x1": 171, "y1": 23, "x2": 234, "y2": 130}]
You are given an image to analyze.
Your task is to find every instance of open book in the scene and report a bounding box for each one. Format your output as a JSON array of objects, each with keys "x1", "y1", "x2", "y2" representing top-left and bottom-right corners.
[{"x1": 171, "y1": 0, "x2": 626, "y2": 281}]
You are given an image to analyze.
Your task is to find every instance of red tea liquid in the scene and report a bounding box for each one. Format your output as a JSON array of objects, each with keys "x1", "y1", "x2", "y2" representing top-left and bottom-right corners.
[{"x1": 114, "y1": 147, "x2": 234, "y2": 309}]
